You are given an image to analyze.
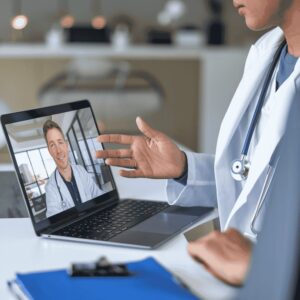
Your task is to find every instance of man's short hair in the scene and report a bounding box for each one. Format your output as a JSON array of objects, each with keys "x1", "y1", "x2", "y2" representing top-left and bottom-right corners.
[{"x1": 43, "y1": 120, "x2": 65, "y2": 144}]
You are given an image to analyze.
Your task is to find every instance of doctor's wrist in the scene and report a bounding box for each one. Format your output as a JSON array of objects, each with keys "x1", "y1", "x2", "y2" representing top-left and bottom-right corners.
[{"x1": 174, "y1": 151, "x2": 188, "y2": 181}]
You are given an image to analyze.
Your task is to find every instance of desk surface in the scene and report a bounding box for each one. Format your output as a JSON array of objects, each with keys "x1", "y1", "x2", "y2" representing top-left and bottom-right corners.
[{"x1": 0, "y1": 167, "x2": 238, "y2": 300}]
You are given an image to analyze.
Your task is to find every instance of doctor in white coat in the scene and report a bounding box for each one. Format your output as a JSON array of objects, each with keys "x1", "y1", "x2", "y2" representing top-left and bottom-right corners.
[
  {"x1": 96, "y1": 0, "x2": 300, "y2": 238},
  {"x1": 43, "y1": 120, "x2": 104, "y2": 218}
]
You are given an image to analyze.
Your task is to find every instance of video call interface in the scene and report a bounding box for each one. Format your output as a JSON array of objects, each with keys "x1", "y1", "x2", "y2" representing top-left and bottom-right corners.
[{"x1": 6, "y1": 107, "x2": 114, "y2": 223}]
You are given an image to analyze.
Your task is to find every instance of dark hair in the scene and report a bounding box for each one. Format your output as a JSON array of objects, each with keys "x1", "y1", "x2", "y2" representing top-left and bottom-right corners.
[{"x1": 43, "y1": 120, "x2": 65, "y2": 144}]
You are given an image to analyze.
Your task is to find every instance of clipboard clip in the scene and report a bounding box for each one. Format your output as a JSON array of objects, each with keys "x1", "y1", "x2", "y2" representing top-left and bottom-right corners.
[{"x1": 69, "y1": 256, "x2": 132, "y2": 277}]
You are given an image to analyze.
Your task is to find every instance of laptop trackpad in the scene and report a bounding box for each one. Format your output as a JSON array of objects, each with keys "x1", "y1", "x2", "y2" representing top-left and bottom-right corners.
[
  {"x1": 130, "y1": 212, "x2": 197, "y2": 234},
  {"x1": 110, "y1": 213, "x2": 197, "y2": 247}
]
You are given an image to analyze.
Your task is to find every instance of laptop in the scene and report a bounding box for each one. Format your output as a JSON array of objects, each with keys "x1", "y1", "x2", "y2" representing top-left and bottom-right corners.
[{"x1": 1, "y1": 100, "x2": 213, "y2": 249}]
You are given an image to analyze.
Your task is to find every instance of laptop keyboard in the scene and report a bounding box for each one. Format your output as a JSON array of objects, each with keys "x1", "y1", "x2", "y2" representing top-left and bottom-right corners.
[{"x1": 54, "y1": 200, "x2": 169, "y2": 241}]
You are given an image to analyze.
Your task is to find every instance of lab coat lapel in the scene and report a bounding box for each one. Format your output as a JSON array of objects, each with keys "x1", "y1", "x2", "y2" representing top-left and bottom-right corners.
[
  {"x1": 214, "y1": 43, "x2": 280, "y2": 228},
  {"x1": 225, "y1": 61, "x2": 300, "y2": 229},
  {"x1": 215, "y1": 43, "x2": 280, "y2": 161}
]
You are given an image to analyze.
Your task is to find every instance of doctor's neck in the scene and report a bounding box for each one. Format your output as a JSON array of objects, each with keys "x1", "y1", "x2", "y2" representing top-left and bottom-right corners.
[
  {"x1": 58, "y1": 163, "x2": 72, "y2": 182},
  {"x1": 281, "y1": 1, "x2": 300, "y2": 56}
]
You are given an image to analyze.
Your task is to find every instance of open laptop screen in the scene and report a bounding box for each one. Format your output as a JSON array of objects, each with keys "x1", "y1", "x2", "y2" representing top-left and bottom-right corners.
[{"x1": 2, "y1": 102, "x2": 115, "y2": 228}]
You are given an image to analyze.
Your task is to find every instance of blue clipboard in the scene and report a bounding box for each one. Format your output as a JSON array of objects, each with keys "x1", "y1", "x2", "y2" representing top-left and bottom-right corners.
[{"x1": 8, "y1": 257, "x2": 199, "y2": 300}]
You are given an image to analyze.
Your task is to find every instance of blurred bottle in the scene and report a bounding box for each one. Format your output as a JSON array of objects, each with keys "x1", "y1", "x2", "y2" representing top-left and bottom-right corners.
[
  {"x1": 112, "y1": 24, "x2": 131, "y2": 49},
  {"x1": 206, "y1": 0, "x2": 225, "y2": 45},
  {"x1": 45, "y1": 24, "x2": 65, "y2": 48}
]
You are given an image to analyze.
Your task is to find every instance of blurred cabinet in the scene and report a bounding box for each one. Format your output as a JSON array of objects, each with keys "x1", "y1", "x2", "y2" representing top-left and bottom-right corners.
[{"x1": 0, "y1": 44, "x2": 247, "y2": 163}]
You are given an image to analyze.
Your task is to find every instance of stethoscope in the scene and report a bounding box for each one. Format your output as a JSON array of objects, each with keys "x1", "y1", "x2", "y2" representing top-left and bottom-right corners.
[
  {"x1": 55, "y1": 169, "x2": 67, "y2": 209},
  {"x1": 55, "y1": 167, "x2": 82, "y2": 209},
  {"x1": 248, "y1": 144, "x2": 281, "y2": 238},
  {"x1": 231, "y1": 40, "x2": 286, "y2": 182},
  {"x1": 230, "y1": 40, "x2": 286, "y2": 238}
]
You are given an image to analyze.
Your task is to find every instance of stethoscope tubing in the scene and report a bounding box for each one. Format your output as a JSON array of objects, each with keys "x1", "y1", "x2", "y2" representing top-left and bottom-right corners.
[
  {"x1": 249, "y1": 144, "x2": 281, "y2": 236},
  {"x1": 54, "y1": 169, "x2": 67, "y2": 208},
  {"x1": 241, "y1": 40, "x2": 286, "y2": 156},
  {"x1": 232, "y1": 40, "x2": 286, "y2": 236},
  {"x1": 250, "y1": 163, "x2": 276, "y2": 235}
]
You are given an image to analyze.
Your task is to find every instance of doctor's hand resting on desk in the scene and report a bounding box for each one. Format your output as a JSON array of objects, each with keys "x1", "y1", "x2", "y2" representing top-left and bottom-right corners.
[{"x1": 188, "y1": 228, "x2": 253, "y2": 286}]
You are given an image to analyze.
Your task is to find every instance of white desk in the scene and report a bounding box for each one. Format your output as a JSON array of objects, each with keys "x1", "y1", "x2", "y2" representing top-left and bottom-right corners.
[{"x1": 0, "y1": 167, "x2": 238, "y2": 300}]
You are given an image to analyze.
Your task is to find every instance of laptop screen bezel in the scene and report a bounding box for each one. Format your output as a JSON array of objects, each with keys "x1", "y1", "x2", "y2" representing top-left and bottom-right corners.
[{"x1": 1, "y1": 100, "x2": 120, "y2": 235}]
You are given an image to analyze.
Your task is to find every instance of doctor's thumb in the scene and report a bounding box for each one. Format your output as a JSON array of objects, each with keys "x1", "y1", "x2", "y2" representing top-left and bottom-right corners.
[{"x1": 136, "y1": 117, "x2": 159, "y2": 139}]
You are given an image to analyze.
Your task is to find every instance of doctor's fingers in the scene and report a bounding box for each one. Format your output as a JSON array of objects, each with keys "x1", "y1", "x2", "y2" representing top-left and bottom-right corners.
[
  {"x1": 119, "y1": 169, "x2": 144, "y2": 178},
  {"x1": 188, "y1": 240, "x2": 209, "y2": 260},
  {"x1": 97, "y1": 134, "x2": 135, "y2": 145},
  {"x1": 188, "y1": 241, "x2": 232, "y2": 285},
  {"x1": 188, "y1": 232, "x2": 222, "y2": 262},
  {"x1": 96, "y1": 149, "x2": 133, "y2": 159},
  {"x1": 105, "y1": 158, "x2": 137, "y2": 169},
  {"x1": 188, "y1": 242, "x2": 206, "y2": 264}
]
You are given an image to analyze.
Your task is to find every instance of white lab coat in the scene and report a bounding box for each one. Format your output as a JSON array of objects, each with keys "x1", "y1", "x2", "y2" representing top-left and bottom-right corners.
[
  {"x1": 239, "y1": 90, "x2": 300, "y2": 300},
  {"x1": 167, "y1": 27, "x2": 300, "y2": 236},
  {"x1": 45, "y1": 164, "x2": 104, "y2": 218}
]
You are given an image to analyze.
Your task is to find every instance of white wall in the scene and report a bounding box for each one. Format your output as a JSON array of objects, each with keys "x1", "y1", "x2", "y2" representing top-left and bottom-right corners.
[{"x1": 199, "y1": 48, "x2": 248, "y2": 153}]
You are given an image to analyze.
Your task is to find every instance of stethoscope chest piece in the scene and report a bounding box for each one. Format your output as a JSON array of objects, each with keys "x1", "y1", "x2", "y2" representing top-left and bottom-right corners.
[
  {"x1": 231, "y1": 157, "x2": 251, "y2": 181},
  {"x1": 230, "y1": 40, "x2": 286, "y2": 182}
]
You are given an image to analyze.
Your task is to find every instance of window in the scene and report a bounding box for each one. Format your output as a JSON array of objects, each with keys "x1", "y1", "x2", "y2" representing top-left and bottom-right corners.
[
  {"x1": 28, "y1": 150, "x2": 48, "y2": 180},
  {"x1": 15, "y1": 147, "x2": 55, "y2": 201},
  {"x1": 40, "y1": 148, "x2": 56, "y2": 176},
  {"x1": 66, "y1": 112, "x2": 103, "y2": 189}
]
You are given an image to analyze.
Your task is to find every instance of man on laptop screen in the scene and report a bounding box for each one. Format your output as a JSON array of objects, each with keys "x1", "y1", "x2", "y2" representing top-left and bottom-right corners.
[
  {"x1": 43, "y1": 120, "x2": 104, "y2": 217},
  {"x1": 5, "y1": 107, "x2": 114, "y2": 223}
]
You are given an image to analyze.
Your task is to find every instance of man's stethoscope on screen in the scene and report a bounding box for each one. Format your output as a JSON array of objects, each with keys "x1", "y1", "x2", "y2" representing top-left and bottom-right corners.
[
  {"x1": 230, "y1": 40, "x2": 286, "y2": 237},
  {"x1": 54, "y1": 168, "x2": 83, "y2": 209},
  {"x1": 55, "y1": 169, "x2": 67, "y2": 209}
]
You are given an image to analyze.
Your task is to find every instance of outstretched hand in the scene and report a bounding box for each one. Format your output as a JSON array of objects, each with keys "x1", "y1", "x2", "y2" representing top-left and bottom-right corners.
[{"x1": 96, "y1": 117, "x2": 186, "y2": 179}]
